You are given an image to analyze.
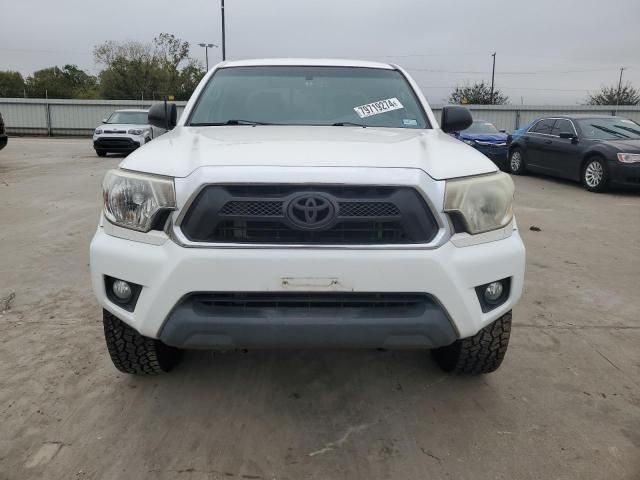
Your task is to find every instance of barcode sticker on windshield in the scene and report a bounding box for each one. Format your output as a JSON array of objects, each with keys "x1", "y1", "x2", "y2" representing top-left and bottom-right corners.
[{"x1": 353, "y1": 98, "x2": 404, "y2": 118}]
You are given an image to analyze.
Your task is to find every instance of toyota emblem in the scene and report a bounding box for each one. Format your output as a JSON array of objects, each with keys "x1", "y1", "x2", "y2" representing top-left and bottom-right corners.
[{"x1": 286, "y1": 193, "x2": 337, "y2": 230}]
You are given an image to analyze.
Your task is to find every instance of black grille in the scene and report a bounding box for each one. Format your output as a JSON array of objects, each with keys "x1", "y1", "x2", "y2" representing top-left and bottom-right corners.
[
  {"x1": 180, "y1": 184, "x2": 439, "y2": 245},
  {"x1": 338, "y1": 201, "x2": 399, "y2": 217},
  {"x1": 191, "y1": 292, "x2": 430, "y2": 313},
  {"x1": 219, "y1": 200, "x2": 283, "y2": 217},
  {"x1": 94, "y1": 137, "x2": 140, "y2": 150}
]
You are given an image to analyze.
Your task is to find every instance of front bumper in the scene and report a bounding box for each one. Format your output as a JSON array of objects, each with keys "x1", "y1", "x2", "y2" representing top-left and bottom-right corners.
[
  {"x1": 90, "y1": 225, "x2": 525, "y2": 347},
  {"x1": 93, "y1": 135, "x2": 143, "y2": 152},
  {"x1": 609, "y1": 161, "x2": 640, "y2": 187},
  {"x1": 0, "y1": 135, "x2": 7, "y2": 151}
]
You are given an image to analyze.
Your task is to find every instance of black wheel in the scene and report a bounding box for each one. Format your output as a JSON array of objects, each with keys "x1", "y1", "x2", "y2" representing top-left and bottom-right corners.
[
  {"x1": 509, "y1": 148, "x2": 526, "y2": 175},
  {"x1": 432, "y1": 311, "x2": 512, "y2": 374},
  {"x1": 103, "y1": 310, "x2": 182, "y2": 375},
  {"x1": 96, "y1": 150, "x2": 107, "y2": 157},
  {"x1": 581, "y1": 156, "x2": 609, "y2": 192}
]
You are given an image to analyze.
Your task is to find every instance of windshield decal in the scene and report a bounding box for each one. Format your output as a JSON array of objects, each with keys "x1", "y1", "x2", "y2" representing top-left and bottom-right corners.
[
  {"x1": 403, "y1": 118, "x2": 418, "y2": 126},
  {"x1": 353, "y1": 98, "x2": 404, "y2": 118}
]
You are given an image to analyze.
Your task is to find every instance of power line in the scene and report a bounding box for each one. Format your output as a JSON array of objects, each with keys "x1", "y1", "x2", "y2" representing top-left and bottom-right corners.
[{"x1": 405, "y1": 66, "x2": 628, "y2": 75}]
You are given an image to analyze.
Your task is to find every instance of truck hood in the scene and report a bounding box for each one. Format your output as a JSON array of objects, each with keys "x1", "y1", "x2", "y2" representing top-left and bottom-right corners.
[
  {"x1": 98, "y1": 123, "x2": 151, "y2": 132},
  {"x1": 120, "y1": 125, "x2": 498, "y2": 180}
]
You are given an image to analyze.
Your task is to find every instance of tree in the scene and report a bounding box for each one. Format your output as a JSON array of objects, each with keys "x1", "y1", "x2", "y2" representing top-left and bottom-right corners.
[
  {"x1": 0, "y1": 71, "x2": 26, "y2": 98},
  {"x1": 25, "y1": 65, "x2": 97, "y2": 98},
  {"x1": 94, "y1": 33, "x2": 202, "y2": 100},
  {"x1": 448, "y1": 82, "x2": 508, "y2": 105},
  {"x1": 586, "y1": 83, "x2": 640, "y2": 106}
]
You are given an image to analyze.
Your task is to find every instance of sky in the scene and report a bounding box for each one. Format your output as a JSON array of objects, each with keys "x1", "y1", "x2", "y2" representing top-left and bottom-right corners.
[{"x1": 1, "y1": 0, "x2": 639, "y2": 105}]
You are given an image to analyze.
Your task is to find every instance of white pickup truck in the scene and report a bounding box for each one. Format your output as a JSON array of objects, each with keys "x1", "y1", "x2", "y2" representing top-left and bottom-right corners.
[{"x1": 90, "y1": 59, "x2": 525, "y2": 375}]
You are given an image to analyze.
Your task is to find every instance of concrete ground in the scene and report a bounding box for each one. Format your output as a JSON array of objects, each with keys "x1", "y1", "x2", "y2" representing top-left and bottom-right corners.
[{"x1": 0, "y1": 138, "x2": 638, "y2": 480}]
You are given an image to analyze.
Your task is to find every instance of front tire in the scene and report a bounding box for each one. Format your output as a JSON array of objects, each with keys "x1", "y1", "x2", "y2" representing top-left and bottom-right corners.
[
  {"x1": 509, "y1": 148, "x2": 526, "y2": 175},
  {"x1": 432, "y1": 311, "x2": 512, "y2": 374},
  {"x1": 582, "y1": 156, "x2": 609, "y2": 192},
  {"x1": 96, "y1": 150, "x2": 107, "y2": 157},
  {"x1": 103, "y1": 310, "x2": 182, "y2": 375}
]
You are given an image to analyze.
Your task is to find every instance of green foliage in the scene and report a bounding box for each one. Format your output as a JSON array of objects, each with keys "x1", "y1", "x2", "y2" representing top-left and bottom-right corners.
[
  {"x1": 448, "y1": 81, "x2": 508, "y2": 105},
  {"x1": 0, "y1": 71, "x2": 26, "y2": 97},
  {"x1": 6, "y1": 33, "x2": 206, "y2": 100},
  {"x1": 586, "y1": 83, "x2": 640, "y2": 106},
  {"x1": 25, "y1": 65, "x2": 97, "y2": 99},
  {"x1": 94, "y1": 33, "x2": 204, "y2": 100}
]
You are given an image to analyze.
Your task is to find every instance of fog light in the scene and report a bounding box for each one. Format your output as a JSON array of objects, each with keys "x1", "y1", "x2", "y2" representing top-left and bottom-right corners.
[
  {"x1": 484, "y1": 281, "x2": 504, "y2": 303},
  {"x1": 112, "y1": 280, "x2": 132, "y2": 301}
]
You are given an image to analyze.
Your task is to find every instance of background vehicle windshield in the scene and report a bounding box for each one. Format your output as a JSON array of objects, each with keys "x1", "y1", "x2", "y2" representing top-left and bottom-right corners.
[
  {"x1": 188, "y1": 66, "x2": 430, "y2": 129},
  {"x1": 463, "y1": 121, "x2": 500, "y2": 134},
  {"x1": 577, "y1": 117, "x2": 640, "y2": 140},
  {"x1": 106, "y1": 112, "x2": 148, "y2": 125}
]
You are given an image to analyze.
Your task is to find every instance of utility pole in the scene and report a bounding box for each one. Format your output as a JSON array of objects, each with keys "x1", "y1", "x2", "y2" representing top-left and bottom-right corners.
[
  {"x1": 221, "y1": 0, "x2": 226, "y2": 61},
  {"x1": 198, "y1": 43, "x2": 218, "y2": 70},
  {"x1": 490, "y1": 52, "x2": 496, "y2": 105},
  {"x1": 615, "y1": 66, "x2": 625, "y2": 111}
]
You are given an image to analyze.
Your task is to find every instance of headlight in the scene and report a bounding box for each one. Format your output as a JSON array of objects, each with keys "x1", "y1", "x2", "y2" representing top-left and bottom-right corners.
[
  {"x1": 95, "y1": 128, "x2": 103, "y2": 134},
  {"x1": 444, "y1": 172, "x2": 514, "y2": 235},
  {"x1": 463, "y1": 139, "x2": 476, "y2": 146},
  {"x1": 617, "y1": 153, "x2": 640, "y2": 163},
  {"x1": 102, "y1": 169, "x2": 176, "y2": 232},
  {"x1": 128, "y1": 128, "x2": 145, "y2": 135}
]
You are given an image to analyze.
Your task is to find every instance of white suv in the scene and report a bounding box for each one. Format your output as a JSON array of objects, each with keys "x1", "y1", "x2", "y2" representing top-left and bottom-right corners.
[
  {"x1": 90, "y1": 59, "x2": 525, "y2": 375},
  {"x1": 93, "y1": 109, "x2": 166, "y2": 157}
]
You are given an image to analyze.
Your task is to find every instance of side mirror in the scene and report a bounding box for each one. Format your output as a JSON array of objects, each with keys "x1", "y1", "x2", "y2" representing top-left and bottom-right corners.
[
  {"x1": 148, "y1": 102, "x2": 177, "y2": 130},
  {"x1": 499, "y1": 129, "x2": 507, "y2": 133},
  {"x1": 102, "y1": 118, "x2": 107, "y2": 123},
  {"x1": 441, "y1": 106, "x2": 473, "y2": 133}
]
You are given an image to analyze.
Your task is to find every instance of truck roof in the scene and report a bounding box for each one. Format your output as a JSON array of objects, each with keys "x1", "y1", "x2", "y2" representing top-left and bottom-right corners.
[{"x1": 219, "y1": 58, "x2": 395, "y2": 70}]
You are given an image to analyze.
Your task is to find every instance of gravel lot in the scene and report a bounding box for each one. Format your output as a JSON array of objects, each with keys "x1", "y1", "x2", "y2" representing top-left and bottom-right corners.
[{"x1": 1, "y1": 137, "x2": 639, "y2": 480}]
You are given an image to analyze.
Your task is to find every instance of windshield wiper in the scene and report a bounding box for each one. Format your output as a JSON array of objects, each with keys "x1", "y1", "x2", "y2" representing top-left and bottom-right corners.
[
  {"x1": 332, "y1": 122, "x2": 368, "y2": 128},
  {"x1": 190, "y1": 119, "x2": 271, "y2": 126}
]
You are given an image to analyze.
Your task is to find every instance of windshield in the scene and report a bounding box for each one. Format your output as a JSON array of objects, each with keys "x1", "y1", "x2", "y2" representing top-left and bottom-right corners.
[
  {"x1": 577, "y1": 117, "x2": 640, "y2": 140},
  {"x1": 188, "y1": 66, "x2": 430, "y2": 129},
  {"x1": 106, "y1": 112, "x2": 148, "y2": 125},
  {"x1": 463, "y1": 121, "x2": 500, "y2": 134}
]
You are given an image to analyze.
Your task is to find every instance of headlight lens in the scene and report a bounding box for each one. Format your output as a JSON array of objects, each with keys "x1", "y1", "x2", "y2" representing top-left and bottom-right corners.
[
  {"x1": 444, "y1": 172, "x2": 514, "y2": 235},
  {"x1": 617, "y1": 153, "x2": 640, "y2": 163},
  {"x1": 102, "y1": 169, "x2": 176, "y2": 232},
  {"x1": 95, "y1": 128, "x2": 103, "y2": 134},
  {"x1": 463, "y1": 139, "x2": 476, "y2": 146},
  {"x1": 128, "y1": 128, "x2": 145, "y2": 135}
]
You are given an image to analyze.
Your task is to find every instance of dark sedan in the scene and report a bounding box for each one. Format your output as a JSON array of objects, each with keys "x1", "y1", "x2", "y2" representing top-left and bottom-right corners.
[
  {"x1": 0, "y1": 112, "x2": 7, "y2": 151},
  {"x1": 508, "y1": 115, "x2": 640, "y2": 192}
]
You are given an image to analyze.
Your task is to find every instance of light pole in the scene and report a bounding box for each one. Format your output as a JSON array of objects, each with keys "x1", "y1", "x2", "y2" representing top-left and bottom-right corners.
[
  {"x1": 615, "y1": 66, "x2": 625, "y2": 111},
  {"x1": 221, "y1": 0, "x2": 226, "y2": 61},
  {"x1": 490, "y1": 52, "x2": 496, "y2": 105},
  {"x1": 198, "y1": 43, "x2": 218, "y2": 70}
]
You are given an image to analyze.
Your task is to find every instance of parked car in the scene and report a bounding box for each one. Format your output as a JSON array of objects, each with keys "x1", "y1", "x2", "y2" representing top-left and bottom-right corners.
[
  {"x1": 0, "y1": 111, "x2": 7, "y2": 151},
  {"x1": 91, "y1": 59, "x2": 525, "y2": 376},
  {"x1": 454, "y1": 120, "x2": 508, "y2": 169},
  {"x1": 507, "y1": 119, "x2": 537, "y2": 145},
  {"x1": 508, "y1": 115, "x2": 640, "y2": 192},
  {"x1": 93, "y1": 109, "x2": 166, "y2": 157}
]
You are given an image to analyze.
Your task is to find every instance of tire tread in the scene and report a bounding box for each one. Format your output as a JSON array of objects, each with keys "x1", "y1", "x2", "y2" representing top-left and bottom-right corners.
[
  {"x1": 103, "y1": 310, "x2": 180, "y2": 375},
  {"x1": 433, "y1": 311, "x2": 512, "y2": 374}
]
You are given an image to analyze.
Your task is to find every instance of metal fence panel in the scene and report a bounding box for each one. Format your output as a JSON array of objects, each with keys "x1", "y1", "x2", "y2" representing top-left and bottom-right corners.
[{"x1": 1, "y1": 98, "x2": 639, "y2": 136}]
